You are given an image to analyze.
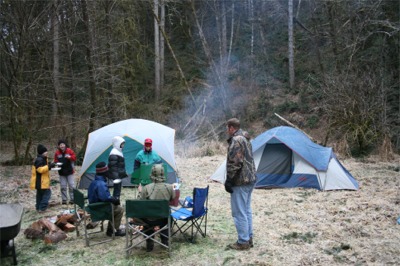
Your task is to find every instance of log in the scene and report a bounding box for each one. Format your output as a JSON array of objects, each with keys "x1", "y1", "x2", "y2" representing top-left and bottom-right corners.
[
  {"x1": 44, "y1": 231, "x2": 67, "y2": 244},
  {"x1": 62, "y1": 223, "x2": 76, "y2": 233},
  {"x1": 55, "y1": 214, "x2": 77, "y2": 232},
  {"x1": 38, "y1": 218, "x2": 59, "y2": 233},
  {"x1": 24, "y1": 228, "x2": 44, "y2": 239}
]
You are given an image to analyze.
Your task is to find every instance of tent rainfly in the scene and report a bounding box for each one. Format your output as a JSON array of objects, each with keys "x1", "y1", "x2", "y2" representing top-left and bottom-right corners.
[
  {"x1": 78, "y1": 119, "x2": 177, "y2": 189},
  {"x1": 210, "y1": 126, "x2": 358, "y2": 191}
]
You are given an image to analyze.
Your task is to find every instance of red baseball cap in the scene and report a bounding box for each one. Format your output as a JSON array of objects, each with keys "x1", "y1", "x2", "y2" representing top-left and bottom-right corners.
[{"x1": 144, "y1": 138, "x2": 152, "y2": 146}]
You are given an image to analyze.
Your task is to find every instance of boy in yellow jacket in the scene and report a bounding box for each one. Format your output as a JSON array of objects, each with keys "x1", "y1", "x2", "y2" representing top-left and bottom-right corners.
[{"x1": 30, "y1": 144, "x2": 55, "y2": 213}]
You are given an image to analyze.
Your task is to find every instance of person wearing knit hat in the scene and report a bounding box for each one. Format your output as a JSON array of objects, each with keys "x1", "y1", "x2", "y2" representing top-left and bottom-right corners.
[
  {"x1": 30, "y1": 144, "x2": 55, "y2": 213},
  {"x1": 54, "y1": 139, "x2": 77, "y2": 205},
  {"x1": 37, "y1": 144, "x2": 48, "y2": 155},
  {"x1": 87, "y1": 162, "x2": 125, "y2": 237}
]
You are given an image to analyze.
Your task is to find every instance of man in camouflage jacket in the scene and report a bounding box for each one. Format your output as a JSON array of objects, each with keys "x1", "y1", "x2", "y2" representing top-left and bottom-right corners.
[{"x1": 225, "y1": 118, "x2": 256, "y2": 251}]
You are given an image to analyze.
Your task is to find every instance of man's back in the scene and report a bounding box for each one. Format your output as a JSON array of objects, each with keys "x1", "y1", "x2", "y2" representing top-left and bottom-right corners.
[{"x1": 141, "y1": 182, "x2": 175, "y2": 201}]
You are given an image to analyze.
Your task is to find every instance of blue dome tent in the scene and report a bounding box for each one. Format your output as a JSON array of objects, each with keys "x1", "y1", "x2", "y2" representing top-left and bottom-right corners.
[{"x1": 210, "y1": 126, "x2": 358, "y2": 191}]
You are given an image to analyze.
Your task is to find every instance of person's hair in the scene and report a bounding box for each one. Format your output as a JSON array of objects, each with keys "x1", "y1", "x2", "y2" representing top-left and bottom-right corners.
[{"x1": 227, "y1": 118, "x2": 240, "y2": 129}]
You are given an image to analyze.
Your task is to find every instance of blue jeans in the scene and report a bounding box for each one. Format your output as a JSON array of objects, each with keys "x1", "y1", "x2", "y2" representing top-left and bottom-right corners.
[
  {"x1": 36, "y1": 189, "x2": 51, "y2": 211},
  {"x1": 230, "y1": 183, "x2": 255, "y2": 244}
]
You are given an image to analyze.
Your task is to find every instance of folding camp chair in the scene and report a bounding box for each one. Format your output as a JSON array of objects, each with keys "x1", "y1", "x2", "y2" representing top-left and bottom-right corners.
[
  {"x1": 73, "y1": 188, "x2": 115, "y2": 246},
  {"x1": 125, "y1": 200, "x2": 171, "y2": 257},
  {"x1": 171, "y1": 186, "x2": 209, "y2": 242}
]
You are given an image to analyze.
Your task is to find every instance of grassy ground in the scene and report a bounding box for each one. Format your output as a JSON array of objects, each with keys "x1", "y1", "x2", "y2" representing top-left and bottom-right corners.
[{"x1": 1, "y1": 153, "x2": 399, "y2": 265}]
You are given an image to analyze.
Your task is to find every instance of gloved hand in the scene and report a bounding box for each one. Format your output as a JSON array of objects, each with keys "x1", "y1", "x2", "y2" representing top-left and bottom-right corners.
[
  {"x1": 48, "y1": 162, "x2": 56, "y2": 170},
  {"x1": 224, "y1": 180, "x2": 233, "y2": 194}
]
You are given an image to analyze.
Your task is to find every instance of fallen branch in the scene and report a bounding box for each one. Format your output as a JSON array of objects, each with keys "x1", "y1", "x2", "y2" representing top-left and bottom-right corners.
[{"x1": 274, "y1": 113, "x2": 316, "y2": 142}]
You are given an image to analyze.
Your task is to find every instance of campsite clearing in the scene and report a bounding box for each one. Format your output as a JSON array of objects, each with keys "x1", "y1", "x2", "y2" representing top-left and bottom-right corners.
[{"x1": 0, "y1": 153, "x2": 399, "y2": 265}]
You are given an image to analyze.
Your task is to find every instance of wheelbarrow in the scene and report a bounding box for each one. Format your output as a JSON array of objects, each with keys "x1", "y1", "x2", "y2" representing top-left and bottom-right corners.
[{"x1": 0, "y1": 203, "x2": 24, "y2": 265}]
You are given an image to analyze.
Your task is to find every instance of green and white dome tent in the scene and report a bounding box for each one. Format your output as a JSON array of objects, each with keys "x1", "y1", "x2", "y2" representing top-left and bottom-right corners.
[{"x1": 78, "y1": 119, "x2": 177, "y2": 189}]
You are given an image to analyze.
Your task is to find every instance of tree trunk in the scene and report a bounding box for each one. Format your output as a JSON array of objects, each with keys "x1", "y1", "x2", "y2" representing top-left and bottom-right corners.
[
  {"x1": 326, "y1": 1, "x2": 341, "y2": 74},
  {"x1": 52, "y1": 0, "x2": 60, "y2": 118},
  {"x1": 160, "y1": 0, "x2": 165, "y2": 93},
  {"x1": 104, "y1": 0, "x2": 115, "y2": 122},
  {"x1": 152, "y1": 9, "x2": 196, "y2": 107},
  {"x1": 288, "y1": 0, "x2": 295, "y2": 90},
  {"x1": 154, "y1": 0, "x2": 160, "y2": 102},
  {"x1": 81, "y1": 0, "x2": 96, "y2": 135}
]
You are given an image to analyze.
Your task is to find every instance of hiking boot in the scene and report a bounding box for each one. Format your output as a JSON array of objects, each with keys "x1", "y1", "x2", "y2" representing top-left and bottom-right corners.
[
  {"x1": 115, "y1": 230, "x2": 126, "y2": 237},
  {"x1": 106, "y1": 230, "x2": 114, "y2": 237},
  {"x1": 146, "y1": 240, "x2": 154, "y2": 252},
  {"x1": 161, "y1": 238, "x2": 169, "y2": 247},
  {"x1": 62, "y1": 201, "x2": 67, "y2": 205},
  {"x1": 227, "y1": 241, "x2": 250, "y2": 251},
  {"x1": 249, "y1": 237, "x2": 254, "y2": 248},
  {"x1": 69, "y1": 200, "x2": 74, "y2": 204}
]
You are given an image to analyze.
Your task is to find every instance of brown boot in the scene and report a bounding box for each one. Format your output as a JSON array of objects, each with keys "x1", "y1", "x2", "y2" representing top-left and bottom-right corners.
[{"x1": 227, "y1": 241, "x2": 250, "y2": 251}]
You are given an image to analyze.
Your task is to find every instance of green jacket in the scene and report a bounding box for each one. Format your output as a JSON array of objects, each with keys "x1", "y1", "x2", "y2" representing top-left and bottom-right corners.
[{"x1": 141, "y1": 182, "x2": 175, "y2": 201}]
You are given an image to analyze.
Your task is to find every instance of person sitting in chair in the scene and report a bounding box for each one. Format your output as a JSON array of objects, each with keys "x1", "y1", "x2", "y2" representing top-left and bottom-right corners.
[
  {"x1": 139, "y1": 164, "x2": 175, "y2": 252},
  {"x1": 88, "y1": 162, "x2": 126, "y2": 237}
]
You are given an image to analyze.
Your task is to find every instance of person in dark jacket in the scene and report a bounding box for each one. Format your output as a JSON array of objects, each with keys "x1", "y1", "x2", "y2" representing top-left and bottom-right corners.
[
  {"x1": 225, "y1": 118, "x2": 256, "y2": 251},
  {"x1": 108, "y1": 136, "x2": 128, "y2": 200},
  {"x1": 88, "y1": 162, "x2": 125, "y2": 237},
  {"x1": 54, "y1": 139, "x2": 76, "y2": 204},
  {"x1": 30, "y1": 144, "x2": 55, "y2": 213}
]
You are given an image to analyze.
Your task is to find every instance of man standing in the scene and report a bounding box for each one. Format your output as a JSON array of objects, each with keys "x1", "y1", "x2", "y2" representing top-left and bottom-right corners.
[
  {"x1": 225, "y1": 118, "x2": 256, "y2": 250},
  {"x1": 54, "y1": 139, "x2": 76, "y2": 204}
]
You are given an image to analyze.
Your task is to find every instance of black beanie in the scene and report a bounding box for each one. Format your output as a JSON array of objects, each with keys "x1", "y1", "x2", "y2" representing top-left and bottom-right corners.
[
  {"x1": 37, "y1": 144, "x2": 48, "y2": 155},
  {"x1": 96, "y1": 162, "x2": 109, "y2": 175}
]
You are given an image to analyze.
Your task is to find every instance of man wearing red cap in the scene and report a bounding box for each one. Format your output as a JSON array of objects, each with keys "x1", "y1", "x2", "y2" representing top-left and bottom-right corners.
[{"x1": 133, "y1": 138, "x2": 162, "y2": 172}]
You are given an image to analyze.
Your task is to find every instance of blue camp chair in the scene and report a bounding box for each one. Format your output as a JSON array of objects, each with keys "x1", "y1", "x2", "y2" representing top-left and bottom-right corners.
[
  {"x1": 171, "y1": 186, "x2": 209, "y2": 242},
  {"x1": 73, "y1": 188, "x2": 115, "y2": 246},
  {"x1": 125, "y1": 200, "x2": 171, "y2": 256}
]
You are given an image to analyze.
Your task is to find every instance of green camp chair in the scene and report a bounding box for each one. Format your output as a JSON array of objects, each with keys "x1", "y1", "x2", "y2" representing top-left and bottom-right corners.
[
  {"x1": 73, "y1": 188, "x2": 115, "y2": 246},
  {"x1": 125, "y1": 200, "x2": 171, "y2": 257}
]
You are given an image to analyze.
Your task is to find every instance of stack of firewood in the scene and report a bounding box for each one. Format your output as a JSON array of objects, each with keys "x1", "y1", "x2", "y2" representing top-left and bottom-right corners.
[{"x1": 24, "y1": 211, "x2": 85, "y2": 244}]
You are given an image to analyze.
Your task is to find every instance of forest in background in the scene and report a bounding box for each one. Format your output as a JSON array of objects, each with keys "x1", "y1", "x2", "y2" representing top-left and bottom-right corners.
[{"x1": 1, "y1": 0, "x2": 399, "y2": 165}]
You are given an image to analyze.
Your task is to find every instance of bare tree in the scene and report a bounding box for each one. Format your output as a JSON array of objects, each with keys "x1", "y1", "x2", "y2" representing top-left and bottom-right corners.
[
  {"x1": 81, "y1": 0, "x2": 97, "y2": 136},
  {"x1": 288, "y1": 0, "x2": 295, "y2": 89},
  {"x1": 154, "y1": 0, "x2": 161, "y2": 102}
]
